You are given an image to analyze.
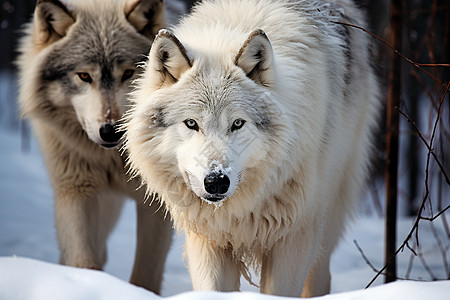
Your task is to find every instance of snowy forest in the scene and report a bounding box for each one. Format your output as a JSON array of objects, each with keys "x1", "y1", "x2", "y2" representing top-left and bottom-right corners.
[{"x1": 0, "y1": 0, "x2": 449, "y2": 299}]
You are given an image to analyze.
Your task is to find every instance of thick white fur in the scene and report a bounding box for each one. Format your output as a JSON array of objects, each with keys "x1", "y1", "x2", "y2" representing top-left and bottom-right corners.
[
  {"x1": 125, "y1": 0, "x2": 379, "y2": 297},
  {"x1": 17, "y1": 0, "x2": 172, "y2": 294}
]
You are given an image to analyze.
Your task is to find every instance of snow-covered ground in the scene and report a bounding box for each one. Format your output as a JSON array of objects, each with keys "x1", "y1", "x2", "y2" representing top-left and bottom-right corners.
[
  {"x1": 1, "y1": 124, "x2": 449, "y2": 299},
  {"x1": 0, "y1": 257, "x2": 449, "y2": 300}
]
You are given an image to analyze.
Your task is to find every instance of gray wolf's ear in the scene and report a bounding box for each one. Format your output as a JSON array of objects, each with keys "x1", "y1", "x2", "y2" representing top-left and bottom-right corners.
[
  {"x1": 147, "y1": 29, "x2": 192, "y2": 88},
  {"x1": 235, "y1": 29, "x2": 275, "y2": 86},
  {"x1": 126, "y1": 0, "x2": 165, "y2": 39},
  {"x1": 33, "y1": 0, "x2": 75, "y2": 47}
]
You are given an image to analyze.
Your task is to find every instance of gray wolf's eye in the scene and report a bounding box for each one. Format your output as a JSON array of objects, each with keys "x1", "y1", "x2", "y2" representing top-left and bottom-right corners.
[
  {"x1": 121, "y1": 69, "x2": 135, "y2": 82},
  {"x1": 77, "y1": 72, "x2": 92, "y2": 84},
  {"x1": 184, "y1": 118, "x2": 199, "y2": 131},
  {"x1": 231, "y1": 118, "x2": 246, "y2": 132}
]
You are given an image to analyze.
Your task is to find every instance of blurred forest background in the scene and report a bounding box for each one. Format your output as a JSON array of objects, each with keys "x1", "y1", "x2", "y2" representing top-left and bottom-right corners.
[{"x1": 1, "y1": 0, "x2": 449, "y2": 283}]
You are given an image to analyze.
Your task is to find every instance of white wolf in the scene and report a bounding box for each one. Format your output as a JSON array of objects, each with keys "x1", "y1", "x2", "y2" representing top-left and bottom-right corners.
[
  {"x1": 125, "y1": 0, "x2": 379, "y2": 296},
  {"x1": 17, "y1": 0, "x2": 173, "y2": 293}
]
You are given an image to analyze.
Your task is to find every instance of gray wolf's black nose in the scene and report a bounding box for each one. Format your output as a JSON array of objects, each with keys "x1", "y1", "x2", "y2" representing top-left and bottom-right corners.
[
  {"x1": 204, "y1": 172, "x2": 230, "y2": 195},
  {"x1": 99, "y1": 123, "x2": 124, "y2": 143}
]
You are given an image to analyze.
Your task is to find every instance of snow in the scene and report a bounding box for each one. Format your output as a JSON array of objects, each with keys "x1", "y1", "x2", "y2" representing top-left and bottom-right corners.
[
  {"x1": 0, "y1": 257, "x2": 449, "y2": 300},
  {"x1": 0, "y1": 69, "x2": 449, "y2": 298}
]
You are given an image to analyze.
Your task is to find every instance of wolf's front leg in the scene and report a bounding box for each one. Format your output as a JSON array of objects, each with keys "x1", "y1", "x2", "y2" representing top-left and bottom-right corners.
[
  {"x1": 130, "y1": 200, "x2": 173, "y2": 294},
  {"x1": 260, "y1": 227, "x2": 318, "y2": 297},
  {"x1": 54, "y1": 188, "x2": 103, "y2": 269},
  {"x1": 301, "y1": 253, "x2": 331, "y2": 297},
  {"x1": 185, "y1": 232, "x2": 240, "y2": 291}
]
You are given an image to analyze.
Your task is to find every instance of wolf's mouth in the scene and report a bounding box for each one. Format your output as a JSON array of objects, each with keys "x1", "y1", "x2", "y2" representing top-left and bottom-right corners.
[
  {"x1": 203, "y1": 195, "x2": 226, "y2": 203},
  {"x1": 201, "y1": 194, "x2": 228, "y2": 207},
  {"x1": 100, "y1": 142, "x2": 121, "y2": 149}
]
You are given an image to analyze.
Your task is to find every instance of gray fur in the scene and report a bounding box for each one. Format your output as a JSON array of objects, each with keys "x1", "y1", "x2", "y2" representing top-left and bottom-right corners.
[{"x1": 17, "y1": 0, "x2": 172, "y2": 294}]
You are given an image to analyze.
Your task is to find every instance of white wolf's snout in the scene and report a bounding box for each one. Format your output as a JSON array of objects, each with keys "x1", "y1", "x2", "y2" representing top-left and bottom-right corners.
[
  {"x1": 186, "y1": 162, "x2": 239, "y2": 205},
  {"x1": 203, "y1": 171, "x2": 230, "y2": 200}
]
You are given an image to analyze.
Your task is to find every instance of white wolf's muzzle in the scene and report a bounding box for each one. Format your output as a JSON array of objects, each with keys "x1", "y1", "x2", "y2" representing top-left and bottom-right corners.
[
  {"x1": 203, "y1": 170, "x2": 230, "y2": 202},
  {"x1": 186, "y1": 162, "x2": 239, "y2": 206}
]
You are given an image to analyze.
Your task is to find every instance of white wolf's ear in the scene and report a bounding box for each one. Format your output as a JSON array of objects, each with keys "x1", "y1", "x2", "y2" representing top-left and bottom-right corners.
[
  {"x1": 33, "y1": 0, "x2": 75, "y2": 47},
  {"x1": 147, "y1": 29, "x2": 192, "y2": 88},
  {"x1": 235, "y1": 29, "x2": 275, "y2": 86},
  {"x1": 126, "y1": 0, "x2": 165, "y2": 39}
]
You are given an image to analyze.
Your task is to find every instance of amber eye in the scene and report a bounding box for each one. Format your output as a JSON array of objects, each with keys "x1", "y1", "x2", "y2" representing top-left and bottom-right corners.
[
  {"x1": 77, "y1": 72, "x2": 92, "y2": 83},
  {"x1": 231, "y1": 118, "x2": 246, "y2": 132},
  {"x1": 121, "y1": 69, "x2": 135, "y2": 82}
]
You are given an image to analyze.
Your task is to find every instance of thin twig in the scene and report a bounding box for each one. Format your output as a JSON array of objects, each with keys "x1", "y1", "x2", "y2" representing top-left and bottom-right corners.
[
  {"x1": 396, "y1": 81, "x2": 450, "y2": 186},
  {"x1": 354, "y1": 240, "x2": 379, "y2": 273},
  {"x1": 429, "y1": 221, "x2": 449, "y2": 277},
  {"x1": 441, "y1": 212, "x2": 450, "y2": 240},
  {"x1": 333, "y1": 21, "x2": 450, "y2": 88},
  {"x1": 417, "y1": 248, "x2": 437, "y2": 280},
  {"x1": 397, "y1": 108, "x2": 450, "y2": 186},
  {"x1": 406, "y1": 252, "x2": 415, "y2": 279},
  {"x1": 420, "y1": 205, "x2": 450, "y2": 222},
  {"x1": 336, "y1": 7, "x2": 450, "y2": 286},
  {"x1": 355, "y1": 239, "x2": 438, "y2": 284},
  {"x1": 366, "y1": 82, "x2": 450, "y2": 288}
]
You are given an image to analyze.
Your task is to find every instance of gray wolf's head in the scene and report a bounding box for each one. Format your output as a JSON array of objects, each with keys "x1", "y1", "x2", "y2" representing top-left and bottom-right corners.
[
  {"x1": 126, "y1": 29, "x2": 288, "y2": 206},
  {"x1": 20, "y1": 0, "x2": 164, "y2": 148}
]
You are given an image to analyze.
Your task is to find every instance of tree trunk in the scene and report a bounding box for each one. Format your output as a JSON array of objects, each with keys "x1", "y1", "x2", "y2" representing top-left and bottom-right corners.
[{"x1": 385, "y1": 0, "x2": 403, "y2": 284}]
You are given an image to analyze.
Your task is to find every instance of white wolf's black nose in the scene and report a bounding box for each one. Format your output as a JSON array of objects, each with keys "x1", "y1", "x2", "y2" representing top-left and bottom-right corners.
[
  {"x1": 99, "y1": 123, "x2": 124, "y2": 144},
  {"x1": 204, "y1": 172, "x2": 230, "y2": 197}
]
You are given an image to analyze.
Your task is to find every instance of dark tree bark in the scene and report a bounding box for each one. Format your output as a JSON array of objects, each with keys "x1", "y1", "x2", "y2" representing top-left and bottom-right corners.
[{"x1": 385, "y1": 0, "x2": 403, "y2": 284}]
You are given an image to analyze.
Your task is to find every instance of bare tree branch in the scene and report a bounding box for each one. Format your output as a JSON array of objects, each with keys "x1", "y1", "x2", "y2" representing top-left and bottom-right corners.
[{"x1": 333, "y1": 21, "x2": 450, "y2": 88}]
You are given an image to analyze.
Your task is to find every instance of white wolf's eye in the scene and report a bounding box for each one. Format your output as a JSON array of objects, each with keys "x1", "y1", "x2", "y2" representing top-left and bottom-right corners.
[
  {"x1": 184, "y1": 119, "x2": 199, "y2": 131},
  {"x1": 231, "y1": 118, "x2": 246, "y2": 132}
]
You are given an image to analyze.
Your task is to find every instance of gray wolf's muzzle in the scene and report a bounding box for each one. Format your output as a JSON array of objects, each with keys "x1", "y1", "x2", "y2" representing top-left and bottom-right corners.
[
  {"x1": 99, "y1": 123, "x2": 124, "y2": 148},
  {"x1": 203, "y1": 171, "x2": 230, "y2": 202}
]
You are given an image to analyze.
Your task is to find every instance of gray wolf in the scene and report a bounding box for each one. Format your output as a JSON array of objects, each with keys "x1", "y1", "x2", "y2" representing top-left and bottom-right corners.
[
  {"x1": 124, "y1": 0, "x2": 380, "y2": 296},
  {"x1": 16, "y1": 0, "x2": 172, "y2": 294}
]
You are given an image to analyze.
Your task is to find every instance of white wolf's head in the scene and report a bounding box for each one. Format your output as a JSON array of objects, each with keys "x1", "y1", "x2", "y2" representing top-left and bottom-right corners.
[
  {"x1": 126, "y1": 29, "x2": 290, "y2": 206},
  {"x1": 19, "y1": 0, "x2": 164, "y2": 148}
]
